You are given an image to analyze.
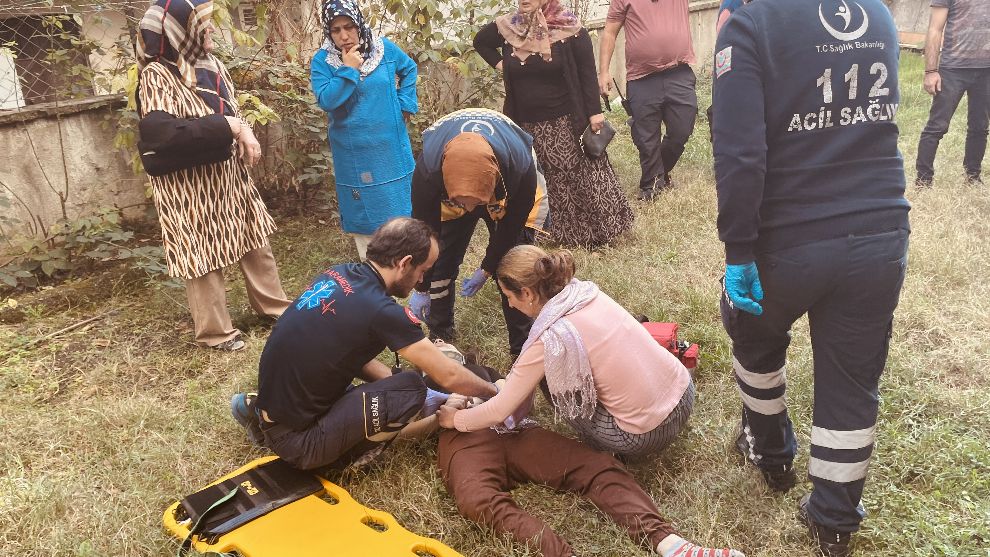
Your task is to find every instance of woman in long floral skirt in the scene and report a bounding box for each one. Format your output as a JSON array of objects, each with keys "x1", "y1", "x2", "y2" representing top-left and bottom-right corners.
[{"x1": 474, "y1": 0, "x2": 634, "y2": 248}]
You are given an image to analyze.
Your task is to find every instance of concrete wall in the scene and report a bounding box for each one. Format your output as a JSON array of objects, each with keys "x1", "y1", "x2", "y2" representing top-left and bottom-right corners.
[
  {"x1": 889, "y1": 0, "x2": 930, "y2": 36},
  {"x1": 82, "y1": 10, "x2": 135, "y2": 96},
  {"x1": 0, "y1": 96, "x2": 146, "y2": 237}
]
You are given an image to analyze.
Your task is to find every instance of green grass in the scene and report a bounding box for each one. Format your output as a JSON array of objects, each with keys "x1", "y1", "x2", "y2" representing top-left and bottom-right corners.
[{"x1": 2, "y1": 51, "x2": 989, "y2": 556}]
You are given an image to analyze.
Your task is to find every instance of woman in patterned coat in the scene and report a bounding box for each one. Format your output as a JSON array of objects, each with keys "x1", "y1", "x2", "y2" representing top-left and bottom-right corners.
[
  {"x1": 474, "y1": 0, "x2": 634, "y2": 248},
  {"x1": 136, "y1": 0, "x2": 290, "y2": 351},
  {"x1": 311, "y1": 0, "x2": 419, "y2": 259}
]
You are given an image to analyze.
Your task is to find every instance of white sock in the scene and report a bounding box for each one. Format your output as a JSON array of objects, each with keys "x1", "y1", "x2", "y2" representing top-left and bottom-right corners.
[{"x1": 657, "y1": 534, "x2": 686, "y2": 556}]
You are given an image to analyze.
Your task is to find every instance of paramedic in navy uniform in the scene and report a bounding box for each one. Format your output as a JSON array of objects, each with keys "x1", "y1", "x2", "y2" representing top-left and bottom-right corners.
[
  {"x1": 232, "y1": 218, "x2": 497, "y2": 473},
  {"x1": 409, "y1": 108, "x2": 547, "y2": 358},
  {"x1": 712, "y1": 1, "x2": 910, "y2": 555}
]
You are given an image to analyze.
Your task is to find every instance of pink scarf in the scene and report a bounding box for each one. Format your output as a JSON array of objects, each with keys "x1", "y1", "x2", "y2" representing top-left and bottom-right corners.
[{"x1": 494, "y1": 0, "x2": 582, "y2": 63}]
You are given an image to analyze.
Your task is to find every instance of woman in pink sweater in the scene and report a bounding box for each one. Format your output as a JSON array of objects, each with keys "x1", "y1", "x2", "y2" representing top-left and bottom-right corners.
[{"x1": 438, "y1": 245, "x2": 694, "y2": 459}]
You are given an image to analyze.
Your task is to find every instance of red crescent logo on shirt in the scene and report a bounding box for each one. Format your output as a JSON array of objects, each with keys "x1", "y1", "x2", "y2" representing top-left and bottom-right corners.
[{"x1": 405, "y1": 306, "x2": 421, "y2": 325}]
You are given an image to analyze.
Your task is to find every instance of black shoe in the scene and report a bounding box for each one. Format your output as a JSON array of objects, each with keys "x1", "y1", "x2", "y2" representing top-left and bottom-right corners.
[
  {"x1": 638, "y1": 174, "x2": 666, "y2": 201},
  {"x1": 965, "y1": 174, "x2": 983, "y2": 187},
  {"x1": 798, "y1": 494, "x2": 853, "y2": 557},
  {"x1": 734, "y1": 429, "x2": 796, "y2": 492},
  {"x1": 915, "y1": 177, "x2": 933, "y2": 189},
  {"x1": 231, "y1": 392, "x2": 265, "y2": 447}
]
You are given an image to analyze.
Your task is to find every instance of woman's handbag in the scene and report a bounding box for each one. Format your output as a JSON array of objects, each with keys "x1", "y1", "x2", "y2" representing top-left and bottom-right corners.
[{"x1": 580, "y1": 95, "x2": 616, "y2": 159}]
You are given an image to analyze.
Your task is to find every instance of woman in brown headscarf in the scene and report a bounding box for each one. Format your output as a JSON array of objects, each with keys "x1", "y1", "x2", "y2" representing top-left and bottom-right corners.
[
  {"x1": 410, "y1": 108, "x2": 548, "y2": 358},
  {"x1": 136, "y1": 0, "x2": 290, "y2": 350},
  {"x1": 474, "y1": 0, "x2": 634, "y2": 249}
]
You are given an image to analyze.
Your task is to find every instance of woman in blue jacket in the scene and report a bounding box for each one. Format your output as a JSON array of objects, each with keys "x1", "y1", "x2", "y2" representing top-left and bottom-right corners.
[{"x1": 311, "y1": 0, "x2": 419, "y2": 258}]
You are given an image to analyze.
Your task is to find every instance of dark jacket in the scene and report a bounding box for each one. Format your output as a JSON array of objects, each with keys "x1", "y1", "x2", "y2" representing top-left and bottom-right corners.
[
  {"x1": 474, "y1": 24, "x2": 602, "y2": 132},
  {"x1": 712, "y1": 0, "x2": 910, "y2": 264},
  {"x1": 411, "y1": 109, "x2": 537, "y2": 283}
]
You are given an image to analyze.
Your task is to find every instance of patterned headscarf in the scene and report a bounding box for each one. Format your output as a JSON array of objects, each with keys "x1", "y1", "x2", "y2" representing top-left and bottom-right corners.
[
  {"x1": 495, "y1": 0, "x2": 582, "y2": 63},
  {"x1": 136, "y1": 0, "x2": 234, "y2": 116},
  {"x1": 320, "y1": 0, "x2": 384, "y2": 77}
]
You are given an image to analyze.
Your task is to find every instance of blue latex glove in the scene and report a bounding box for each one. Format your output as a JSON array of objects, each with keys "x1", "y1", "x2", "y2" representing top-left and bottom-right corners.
[
  {"x1": 460, "y1": 268, "x2": 489, "y2": 297},
  {"x1": 724, "y1": 262, "x2": 764, "y2": 315},
  {"x1": 409, "y1": 290, "x2": 431, "y2": 321}
]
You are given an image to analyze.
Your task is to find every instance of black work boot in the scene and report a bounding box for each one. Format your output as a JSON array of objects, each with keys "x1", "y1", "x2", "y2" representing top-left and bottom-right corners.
[
  {"x1": 638, "y1": 175, "x2": 663, "y2": 201},
  {"x1": 798, "y1": 493, "x2": 853, "y2": 557},
  {"x1": 734, "y1": 429, "x2": 796, "y2": 493},
  {"x1": 637, "y1": 186, "x2": 658, "y2": 201}
]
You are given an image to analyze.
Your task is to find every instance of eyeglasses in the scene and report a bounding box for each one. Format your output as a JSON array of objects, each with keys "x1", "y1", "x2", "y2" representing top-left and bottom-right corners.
[{"x1": 441, "y1": 198, "x2": 466, "y2": 209}]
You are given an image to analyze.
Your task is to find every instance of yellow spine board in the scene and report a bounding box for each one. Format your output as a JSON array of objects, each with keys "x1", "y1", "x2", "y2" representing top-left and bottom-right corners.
[{"x1": 163, "y1": 456, "x2": 463, "y2": 557}]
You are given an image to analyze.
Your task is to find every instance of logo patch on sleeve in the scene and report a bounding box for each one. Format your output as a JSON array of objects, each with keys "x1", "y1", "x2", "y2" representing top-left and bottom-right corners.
[
  {"x1": 404, "y1": 306, "x2": 421, "y2": 325},
  {"x1": 715, "y1": 46, "x2": 733, "y2": 78}
]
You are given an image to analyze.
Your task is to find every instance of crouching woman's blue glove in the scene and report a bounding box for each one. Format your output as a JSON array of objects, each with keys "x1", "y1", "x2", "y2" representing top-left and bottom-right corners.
[
  {"x1": 460, "y1": 268, "x2": 489, "y2": 297},
  {"x1": 409, "y1": 290, "x2": 431, "y2": 321},
  {"x1": 724, "y1": 262, "x2": 764, "y2": 315}
]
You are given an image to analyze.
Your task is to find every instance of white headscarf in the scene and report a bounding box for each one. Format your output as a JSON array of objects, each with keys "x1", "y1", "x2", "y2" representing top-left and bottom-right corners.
[{"x1": 320, "y1": 0, "x2": 385, "y2": 77}]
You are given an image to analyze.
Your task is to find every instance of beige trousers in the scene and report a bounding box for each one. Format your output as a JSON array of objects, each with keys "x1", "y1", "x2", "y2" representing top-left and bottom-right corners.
[{"x1": 184, "y1": 245, "x2": 291, "y2": 347}]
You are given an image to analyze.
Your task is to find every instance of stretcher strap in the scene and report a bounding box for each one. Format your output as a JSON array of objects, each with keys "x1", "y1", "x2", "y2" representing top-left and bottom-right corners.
[{"x1": 178, "y1": 486, "x2": 239, "y2": 557}]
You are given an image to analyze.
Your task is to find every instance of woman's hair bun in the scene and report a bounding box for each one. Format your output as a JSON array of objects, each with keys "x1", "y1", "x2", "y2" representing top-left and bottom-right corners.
[
  {"x1": 497, "y1": 245, "x2": 578, "y2": 302},
  {"x1": 534, "y1": 250, "x2": 575, "y2": 299}
]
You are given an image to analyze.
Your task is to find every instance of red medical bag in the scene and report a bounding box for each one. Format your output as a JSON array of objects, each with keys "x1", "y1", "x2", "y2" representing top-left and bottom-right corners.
[{"x1": 641, "y1": 322, "x2": 700, "y2": 373}]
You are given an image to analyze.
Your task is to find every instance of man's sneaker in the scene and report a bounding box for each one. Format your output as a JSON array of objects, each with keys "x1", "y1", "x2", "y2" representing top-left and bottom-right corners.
[
  {"x1": 965, "y1": 174, "x2": 984, "y2": 187},
  {"x1": 798, "y1": 493, "x2": 853, "y2": 557},
  {"x1": 733, "y1": 429, "x2": 796, "y2": 492},
  {"x1": 434, "y1": 339, "x2": 466, "y2": 365},
  {"x1": 231, "y1": 392, "x2": 265, "y2": 446},
  {"x1": 213, "y1": 338, "x2": 245, "y2": 351},
  {"x1": 914, "y1": 177, "x2": 933, "y2": 189}
]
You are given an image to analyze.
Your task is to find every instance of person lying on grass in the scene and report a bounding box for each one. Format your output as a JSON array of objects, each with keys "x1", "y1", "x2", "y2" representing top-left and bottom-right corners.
[
  {"x1": 437, "y1": 245, "x2": 695, "y2": 460},
  {"x1": 436, "y1": 366, "x2": 744, "y2": 557}
]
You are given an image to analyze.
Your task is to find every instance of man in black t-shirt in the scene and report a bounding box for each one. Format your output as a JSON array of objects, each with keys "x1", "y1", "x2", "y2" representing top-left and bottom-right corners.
[
  {"x1": 915, "y1": 0, "x2": 990, "y2": 187},
  {"x1": 231, "y1": 218, "x2": 498, "y2": 472}
]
